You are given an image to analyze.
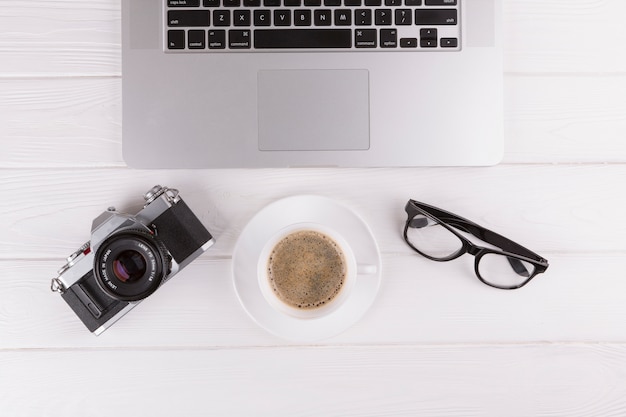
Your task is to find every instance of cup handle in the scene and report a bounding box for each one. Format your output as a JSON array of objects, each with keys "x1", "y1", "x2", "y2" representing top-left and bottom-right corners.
[{"x1": 357, "y1": 263, "x2": 378, "y2": 276}]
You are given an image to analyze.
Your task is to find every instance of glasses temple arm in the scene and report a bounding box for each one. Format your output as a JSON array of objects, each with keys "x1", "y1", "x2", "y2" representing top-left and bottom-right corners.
[
  {"x1": 445, "y1": 217, "x2": 547, "y2": 265},
  {"x1": 406, "y1": 200, "x2": 548, "y2": 268}
]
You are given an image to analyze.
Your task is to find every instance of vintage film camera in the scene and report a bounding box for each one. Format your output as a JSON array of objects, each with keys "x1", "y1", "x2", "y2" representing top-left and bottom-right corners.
[{"x1": 51, "y1": 185, "x2": 214, "y2": 335}]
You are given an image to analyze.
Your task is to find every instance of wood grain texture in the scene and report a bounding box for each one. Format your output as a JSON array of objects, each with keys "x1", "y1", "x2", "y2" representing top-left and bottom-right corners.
[
  {"x1": 2, "y1": 1, "x2": 626, "y2": 75},
  {"x1": 1, "y1": 253, "x2": 625, "y2": 349},
  {"x1": 1, "y1": 2, "x2": 625, "y2": 168},
  {"x1": 2, "y1": 75, "x2": 625, "y2": 167},
  {"x1": 0, "y1": 165, "x2": 624, "y2": 260},
  {"x1": 1, "y1": 1, "x2": 626, "y2": 416},
  {"x1": 1, "y1": 344, "x2": 626, "y2": 417},
  {"x1": 0, "y1": 78, "x2": 122, "y2": 167},
  {"x1": 0, "y1": 0, "x2": 121, "y2": 77},
  {"x1": 504, "y1": 75, "x2": 626, "y2": 162},
  {"x1": 503, "y1": 0, "x2": 626, "y2": 73}
]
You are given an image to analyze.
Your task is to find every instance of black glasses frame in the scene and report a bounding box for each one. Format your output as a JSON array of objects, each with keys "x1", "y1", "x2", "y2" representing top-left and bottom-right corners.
[{"x1": 404, "y1": 199, "x2": 549, "y2": 290}]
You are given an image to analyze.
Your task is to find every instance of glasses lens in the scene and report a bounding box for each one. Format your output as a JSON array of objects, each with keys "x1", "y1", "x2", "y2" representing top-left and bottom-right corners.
[
  {"x1": 477, "y1": 253, "x2": 537, "y2": 289},
  {"x1": 405, "y1": 214, "x2": 463, "y2": 259}
]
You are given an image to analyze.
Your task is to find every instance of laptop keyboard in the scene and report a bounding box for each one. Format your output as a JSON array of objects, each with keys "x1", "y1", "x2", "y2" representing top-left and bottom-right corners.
[{"x1": 165, "y1": 0, "x2": 461, "y2": 51}]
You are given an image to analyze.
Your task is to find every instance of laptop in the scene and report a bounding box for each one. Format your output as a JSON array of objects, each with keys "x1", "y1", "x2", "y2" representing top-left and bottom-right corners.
[{"x1": 122, "y1": 0, "x2": 502, "y2": 168}]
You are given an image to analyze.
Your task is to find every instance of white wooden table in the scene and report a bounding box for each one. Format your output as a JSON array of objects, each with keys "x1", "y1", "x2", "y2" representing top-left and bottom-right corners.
[{"x1": 2, "y1": 1, "x2": 626, "y2": 415}]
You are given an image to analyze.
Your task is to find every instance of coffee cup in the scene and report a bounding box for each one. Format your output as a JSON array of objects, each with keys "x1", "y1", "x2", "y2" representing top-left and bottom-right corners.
[{"x1": 257, "y1": 222, "x2": 377, "y2": 319}]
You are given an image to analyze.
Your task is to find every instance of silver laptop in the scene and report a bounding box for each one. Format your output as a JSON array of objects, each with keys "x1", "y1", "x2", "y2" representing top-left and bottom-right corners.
[{"x1": 122, "y1": 0, "x2": 502, "y2": 168}]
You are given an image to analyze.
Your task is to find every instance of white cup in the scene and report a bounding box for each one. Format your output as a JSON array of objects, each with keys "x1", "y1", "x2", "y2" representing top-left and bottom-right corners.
[{"x1": 257, "y1": 222, "x2": 377, "y2": 319}]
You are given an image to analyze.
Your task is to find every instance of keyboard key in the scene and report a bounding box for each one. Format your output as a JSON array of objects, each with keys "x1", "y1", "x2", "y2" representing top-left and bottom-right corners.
[
  {"x1": 375, "y1": 9, "x2": 392, "y2": 25},
  {"x1": 208, "y1": 30, "x2": 226, "y2": 48},
  {"x1": 355, "y1": 9, "x2": 372, "y2": 25},
  {"x1": 168, "y1": 0, "x2": 201, "y2": 6},
  {"x1": 254, "y1": 29, "x2": 351, "y2": 48},
  {"x1": 440, "y1": 37, "x2": 458, "y2": 47},
  {"x1": 400, "y1": 37, "x2": 417, "y2": 48},
  {"x1": 213, "y1": 10, "x2": 231, "y2": 26},
  {"x1": 274, "y1": 10, "x2": 291, "y2": 26},
  {"x1": 168, "y1": 0, "x2": 461, "y2": 52},
  {"x1": 380, "y1": 28, "x2": 397, "y2": 48},
  {"x1": 167, "y1": 30, "x2": 185, "y2": 49},
  {"x1": 234, "y1": 10, "x2": 251, "y2": 26},
  {"x1": 415, "y1": 9, "x2": 457, "y2": 25},
  {"x1": 355, "y1": 29, "x2": 377, "y2": 48},
  {"x1": 420, "y1": 28, "x2": 437, "y2": 39},
  {"x1": 395, "y1": 9, "x2": 411, "y2": 25},
  {"x1": 334, "y1": 9, "x2": 352, "y2": 26},
  {"x1": 168, "y1": 10, "x2": 211, "y2": 26},
  {"x1": 425, "y1": 0, "x2": 456, "y2": 5},
  {"x1": 314, "y1": 9, "x2": 332, "y2": 25},
  {"x1": 294, "y1": 10, "x2": 312, "y2": 26},
  {"x1": 188, "y1": 29, "x2": 206, "y2": 48},
  {"x1": 229, "y1": 30, "x2": 251, "y2": 48},
  {"x1": 254, "y1": 10, "x2": 272, "y2": 25}
]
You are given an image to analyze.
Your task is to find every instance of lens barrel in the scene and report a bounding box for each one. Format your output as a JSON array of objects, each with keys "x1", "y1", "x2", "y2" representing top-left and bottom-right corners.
[{"x1": 94, "y1": 230, "x2": 169, "y2": 301}]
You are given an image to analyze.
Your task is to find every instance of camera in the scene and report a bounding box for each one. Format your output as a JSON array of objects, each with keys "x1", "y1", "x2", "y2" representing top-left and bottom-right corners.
[{"x1": 50, "y1": 185, "x2": 214, "y2": 335}]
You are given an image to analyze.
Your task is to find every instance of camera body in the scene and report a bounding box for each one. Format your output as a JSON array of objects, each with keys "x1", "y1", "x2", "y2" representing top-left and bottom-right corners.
[{"x1": 51, "y1": 185, "x2": 214, "y2": 335}]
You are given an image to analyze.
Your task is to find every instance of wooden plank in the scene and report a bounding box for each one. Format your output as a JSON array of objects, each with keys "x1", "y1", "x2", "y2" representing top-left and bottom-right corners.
[
  {"x1": 1, "y1": 344, "x2": 625, "y2": 416},
  {"x1": 0, "y1": 3, "x2": 623, "y2": 417},
  {"x1": 503, "y1": 0, "x2": 626, "y2": 73},
  {"x1": 0, "y1": 0, "x2": 121, "y2": 77},
  {"x1": 503, "y1": 74, "x2": 626, "y2": 163},
  {"x1": 2, "y1": 254, "x2": 625, "y2": 348},
  {"x1": 2, "y1": 1, "x2": 626, "y2": 76},
  {"x1": 0, "y1": 165, "x2": 624, "y2": 260},
  {"x1": 0, "y1": 78, "x2": 122, "y2": 168},
  {"x1": 2, "y1": 75, "x2": 625, "y2": 167}
]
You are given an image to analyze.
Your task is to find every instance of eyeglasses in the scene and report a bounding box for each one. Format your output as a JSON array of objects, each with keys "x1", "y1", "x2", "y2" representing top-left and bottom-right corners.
[{"x1": 403, "y1": 200, "x2": 549, "y2": 290}]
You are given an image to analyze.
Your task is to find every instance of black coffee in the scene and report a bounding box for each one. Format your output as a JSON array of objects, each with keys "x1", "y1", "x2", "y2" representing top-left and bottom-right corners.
[{"x1": 267, "y1": 230, "x2": 346, "y2": 310}]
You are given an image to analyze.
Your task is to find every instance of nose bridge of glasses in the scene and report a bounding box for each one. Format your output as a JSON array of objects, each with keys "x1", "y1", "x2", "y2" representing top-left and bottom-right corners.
[{"x1": 466, "y1": 245, "x2": 482, "y2": 256}]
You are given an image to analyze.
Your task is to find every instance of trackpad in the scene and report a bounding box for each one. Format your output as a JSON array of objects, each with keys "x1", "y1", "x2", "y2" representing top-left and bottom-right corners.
[{"x1": 258, "y1": 69, "x2": 370, "y2": 151}]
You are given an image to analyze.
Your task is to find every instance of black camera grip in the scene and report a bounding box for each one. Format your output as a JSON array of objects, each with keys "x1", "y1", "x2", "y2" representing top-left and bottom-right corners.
[{"x1": 151, "y1": 199, "x2": 213, "y2": 264}]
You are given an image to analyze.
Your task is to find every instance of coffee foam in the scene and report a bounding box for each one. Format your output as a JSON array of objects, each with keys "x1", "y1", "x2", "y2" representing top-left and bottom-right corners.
[{"x1": 267, "y1": 230, "x2": 346, "y2": 310}]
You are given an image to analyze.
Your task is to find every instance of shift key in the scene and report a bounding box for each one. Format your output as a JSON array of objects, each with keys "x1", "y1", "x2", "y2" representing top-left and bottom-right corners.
[
  {"x1": 168, "y1": 10, "x2": 210, "y2": 27},
  {"x1": 414, "y1": 9, "x2": 457, "y2": 25}
]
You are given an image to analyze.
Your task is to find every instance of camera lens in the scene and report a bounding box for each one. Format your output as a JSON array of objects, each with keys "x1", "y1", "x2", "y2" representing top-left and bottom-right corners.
[
  {"x1": 94, "y1": 230, "x2": 169, "y2": 301},
  {"x1": 112, "y1": 250, "x2": 147, "y2": 283}
]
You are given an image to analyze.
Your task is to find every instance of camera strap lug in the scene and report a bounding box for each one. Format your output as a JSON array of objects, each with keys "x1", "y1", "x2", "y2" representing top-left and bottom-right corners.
[
  {"x1": 143, "y1": 185, "x2": 180, "y2": 207},
  {"x1": 50, "y1": 277, "x2": 65, "y2": 293}
]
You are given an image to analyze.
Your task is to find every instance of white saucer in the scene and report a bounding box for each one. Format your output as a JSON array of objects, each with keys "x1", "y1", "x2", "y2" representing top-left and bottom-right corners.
[{"x1": 232, "y1": 195, "x2": 382, "y2": 342}]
